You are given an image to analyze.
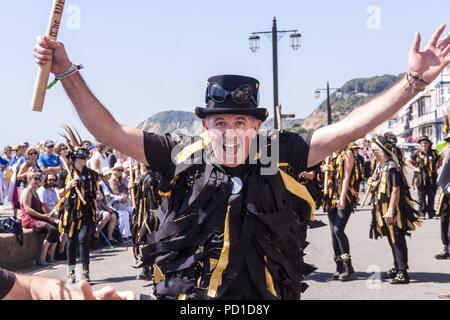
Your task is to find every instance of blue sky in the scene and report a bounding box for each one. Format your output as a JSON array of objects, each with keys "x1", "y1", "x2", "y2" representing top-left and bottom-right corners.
[{"x1": 0, "y1": 0, "x2": 449, "y2": 147}]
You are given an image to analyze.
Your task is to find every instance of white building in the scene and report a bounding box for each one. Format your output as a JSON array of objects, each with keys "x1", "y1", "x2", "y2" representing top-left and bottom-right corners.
[{"x1": 375, "y1": 59, "x2": 450, "y2": 144}]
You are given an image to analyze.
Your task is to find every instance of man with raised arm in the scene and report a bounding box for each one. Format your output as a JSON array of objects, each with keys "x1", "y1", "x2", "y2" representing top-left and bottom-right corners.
[{"x1": 34, "y1": 25, "x2": 450, "y2": 300}]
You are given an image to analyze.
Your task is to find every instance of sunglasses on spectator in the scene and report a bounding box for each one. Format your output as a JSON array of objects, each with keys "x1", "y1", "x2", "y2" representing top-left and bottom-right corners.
[
  {"x1": 12, "y1": 149, "x2": 18, "y2": 152},
  {"x1": 29, "y1": 152, "x2": 38, "y2": 156},
  {"x1": 60, "y1": 147, "x2": 68, "y2": 151}
]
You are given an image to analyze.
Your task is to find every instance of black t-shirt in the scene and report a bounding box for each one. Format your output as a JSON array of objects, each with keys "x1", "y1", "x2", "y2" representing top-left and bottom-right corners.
[
  {"x1": 388, "y1": 168, "x2": 401, "y2": 189},
  {"x1": 0, "y1": 267, "x2": 16, "y2": 299},
  {"x1": 57, "y1": 169, "x2": 68, "y2": 190},
  {"x1": 143, "y1": 130, "x2": 313, "y2": 176}
]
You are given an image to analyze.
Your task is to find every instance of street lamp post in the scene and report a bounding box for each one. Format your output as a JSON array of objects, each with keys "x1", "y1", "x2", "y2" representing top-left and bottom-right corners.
[
  {"x1": 249, "y1": 17, "x2": 301, "y2": 129},
  {"x1": 315, "y1": 82, "x2": 342, "y2": 125}
]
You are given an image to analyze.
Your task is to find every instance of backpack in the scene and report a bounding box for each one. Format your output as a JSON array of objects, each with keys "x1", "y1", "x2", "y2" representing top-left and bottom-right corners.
[{"x1": 0, "y1": 217, "x2": 24, "y2": 246}]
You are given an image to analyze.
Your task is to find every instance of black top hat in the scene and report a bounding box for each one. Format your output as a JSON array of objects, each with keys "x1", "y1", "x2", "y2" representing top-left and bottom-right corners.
[
  {"x1": 417, "y1": 135, "x2": 432, "y2": 144},
  {"x1": 195, "y1": 75, "x2": 269, "y2": 122},
  {"x1": 71, "y1": 146, "x2": 90, "y2": 160}
]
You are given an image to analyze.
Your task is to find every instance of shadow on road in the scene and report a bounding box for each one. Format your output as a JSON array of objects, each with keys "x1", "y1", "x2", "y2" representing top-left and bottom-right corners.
[
  {"x1": 408, "y1": 272, "x2": 450, "y2": 284},
  {"x1": 305, "y1": 271, "x2": 450, "y2": 284},
  {"x1": 305, "y1": 271, "x2": 369, "y2": 282},
  {"x1": 91, "y1": 275, "x2": 137, "y2": 285}
]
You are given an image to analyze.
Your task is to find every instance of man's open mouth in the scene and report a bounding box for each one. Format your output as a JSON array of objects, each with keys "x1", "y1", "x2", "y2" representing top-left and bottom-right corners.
[{"x1": 223, "y1": 143, "x2": 240, "y2": 156}]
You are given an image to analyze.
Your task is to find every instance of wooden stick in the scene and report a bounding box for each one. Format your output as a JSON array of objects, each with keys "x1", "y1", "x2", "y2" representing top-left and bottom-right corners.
[
  {"x1": 360, "y1": 162, "x2": 381, "y2": 207},
  {"x1": 323, "y1": 155, "x2": 331, "y2": 196},
  {"x1": 128, "y1": 157, "x2": 136, "y2": 210},
  {"x1": 31, "y1": 0, "x2": 66, "y2": 112},
  {"x1": 60, "y1": 155, "x2": 87, "y2": 205}
]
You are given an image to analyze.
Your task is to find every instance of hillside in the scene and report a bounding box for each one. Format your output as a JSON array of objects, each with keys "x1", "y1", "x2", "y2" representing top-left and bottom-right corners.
[
  {"x1": 138, "y1": 74, "x2": 403, "y2": 133},
  {"x1": 302, "y1": 74, "x2": 403, "y2": 130}
]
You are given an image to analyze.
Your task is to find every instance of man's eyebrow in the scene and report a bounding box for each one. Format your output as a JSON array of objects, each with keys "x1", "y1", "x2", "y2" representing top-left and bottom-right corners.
[{"x1": 214, "y1": 117, "x2": 225, "y2": 122}]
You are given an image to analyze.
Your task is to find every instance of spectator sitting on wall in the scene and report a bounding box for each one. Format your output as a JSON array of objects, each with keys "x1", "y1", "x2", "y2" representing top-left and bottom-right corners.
[
  {"x1": 99, "y1": 167, "x2": 131, "y2": 240},
  {"x1": 37, "y1": 173, "x2": 59, "y2": 216},
  {"x1": 20, "y1": 172, "x2": 59, "y2": 266},
  {"x1": 95, "y1": 185, "x2": 118, "y2": 246},
  {"x1": 38, "y1": 140, "x2": 62, "y2": 175}
]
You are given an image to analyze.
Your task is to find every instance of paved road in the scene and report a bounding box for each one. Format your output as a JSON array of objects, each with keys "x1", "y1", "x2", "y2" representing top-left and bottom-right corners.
[
  {"x1": 21, "y1": 204, "x2": 450, "y2": 300},
  {"x1": 27, "y1": 243, "x2": 155, "y2": 299},
  {"x1": 303, "y1": 206, "x2": 450, "y2": 300},
  {"x1": 11, "y1": 171, "x2": 450, "y2": 300}
]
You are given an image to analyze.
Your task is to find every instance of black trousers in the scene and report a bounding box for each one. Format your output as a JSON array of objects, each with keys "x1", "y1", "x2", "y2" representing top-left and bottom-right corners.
[
  {"x1": 38, "y1": 223, "x2": 59, "y2": 243},
  {"x1": 439, "y1": 193, "x2": 450, "y2": 246},
  {"x1": 418, "y1": 184, "x2": 437, "y2": 218},
  {"x1": 384, "y1": 222, "x2": 408, "y2": 271},
  {"x1": 327, "y1": 206, "x2": 352, "y2": 256},
  {"x1": 67, "y1": 222, "x2": 93, "y2": 268}
]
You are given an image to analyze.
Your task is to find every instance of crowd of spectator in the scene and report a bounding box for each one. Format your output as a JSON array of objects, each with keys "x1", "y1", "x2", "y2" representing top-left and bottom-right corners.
[{"x1": 0, "y1": 139, "x2": 135, "y2": 265}]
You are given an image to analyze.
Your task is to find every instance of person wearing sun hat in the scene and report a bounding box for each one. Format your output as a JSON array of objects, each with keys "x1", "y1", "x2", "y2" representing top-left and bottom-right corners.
[
  {"x1": 369, "y1": 134, "x2": 422, "y2": 284},
  {"x1": 58, "y1": 127, "x2": 99, "y2": 284},
  {"x1": 406, "y1": 135, "x2": 441, "y2": 219}
]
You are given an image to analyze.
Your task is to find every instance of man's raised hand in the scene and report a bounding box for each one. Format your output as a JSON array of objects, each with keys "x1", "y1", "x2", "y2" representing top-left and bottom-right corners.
[
  {"x1": 34, "y1": 36, "x2": 72, "y2": 75},
  {"x1": 409, "y1": 24, "x2": 450, "y2": 83}
]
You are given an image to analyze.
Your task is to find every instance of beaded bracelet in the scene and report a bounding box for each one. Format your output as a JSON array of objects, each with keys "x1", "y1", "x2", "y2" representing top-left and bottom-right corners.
[
  {"x1": 404, "y1": 72, "x2": 430, "y2": 94},
  {"x1": 47, "y1": 64, "x2": 84, "y2": 89}
]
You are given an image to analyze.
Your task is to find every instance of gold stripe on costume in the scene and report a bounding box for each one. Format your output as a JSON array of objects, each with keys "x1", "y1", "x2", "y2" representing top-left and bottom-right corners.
[
  {"x1": 396, "y1": 206, "x2": 403, "y2": 230},
  {"x1": 387, "y1": 223, "x2": 395, "y2": 244},
  {"x1": 207, "y1": 205, "x2": 231, "y2": 298},
  {"x1": 177, "y1": 294, "x2": 187, "y2": 300},
  {"x1": 153, "y1": 265, "x2": 165, "y2": 284},
  {"x1": 209, "y1": 258, "x2": 219, "y2": 272},
  {"x1": 407, "y1": 221, "x2": 416, "y2": 231},
  {"x1": 69, "y1": 222, "x2": 75, "y2": 238},
  {"x1": 278, "y1": 162, "x2": 289, "y2": 167},
  {"x1": 174, "y1": 134, "x2": 212, "y2": 164},
  {"x1": 158, "y1": 190, "x2": 172, "y2": 197},
  {"x1": 264, "y1": 256, "x2": 277, "y2": 297},
  {"x1": 278, "y1": 168, "x2": 316, "y2": 220}
]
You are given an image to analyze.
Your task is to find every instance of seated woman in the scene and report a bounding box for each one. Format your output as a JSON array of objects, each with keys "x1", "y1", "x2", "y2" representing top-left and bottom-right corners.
[
  {"x1": 20, "y1": 172, "x2": 59, "y2": 266},
  {"x1": 95, "y1": 189, "x2": 118, "y2": 245},
  {"x1": 99, "y1": 168, "x2": 132, "y2": 240},
  {"x1": 110, "y1": 163, "x2": 133, "y2": 216}
]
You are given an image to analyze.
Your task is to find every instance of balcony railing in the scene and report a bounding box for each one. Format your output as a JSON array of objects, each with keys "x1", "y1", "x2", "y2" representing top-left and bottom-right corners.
[{"x1": 409, "y1": 111, "x2": 437, "y2": 128}]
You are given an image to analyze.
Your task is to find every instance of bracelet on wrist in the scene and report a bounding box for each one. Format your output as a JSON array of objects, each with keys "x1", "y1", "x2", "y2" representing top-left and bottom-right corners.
[
  {"x1": 47, "y1": 64, "x2": 84, "y2": 89},
  {"x1": 404, "y1": 72, "x2": 429, "y2": 94}
]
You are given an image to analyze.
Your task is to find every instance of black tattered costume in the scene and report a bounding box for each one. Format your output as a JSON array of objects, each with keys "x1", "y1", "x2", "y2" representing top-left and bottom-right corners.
[
  {"x1": 132, "y1": 169, "x2": 161, "y2": 279},
  {"x1": 139, "y1": 75, "x2": 317, "y2": 300},
  {"x1": 369, "y1": 137, "x2": 421, "y2": 283},
  {"x1": 141, "y1": 130, "x2": 316, "y2": 299},
  {"x1": 321, "y1": 146, "x2": 360, "y2": 281},
  {"x1": 411, "y1": 136, "x2": 440, "y2": 218},
  {"x1": 56, "y1": 126, "x2": 99, "y2": 282}
]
